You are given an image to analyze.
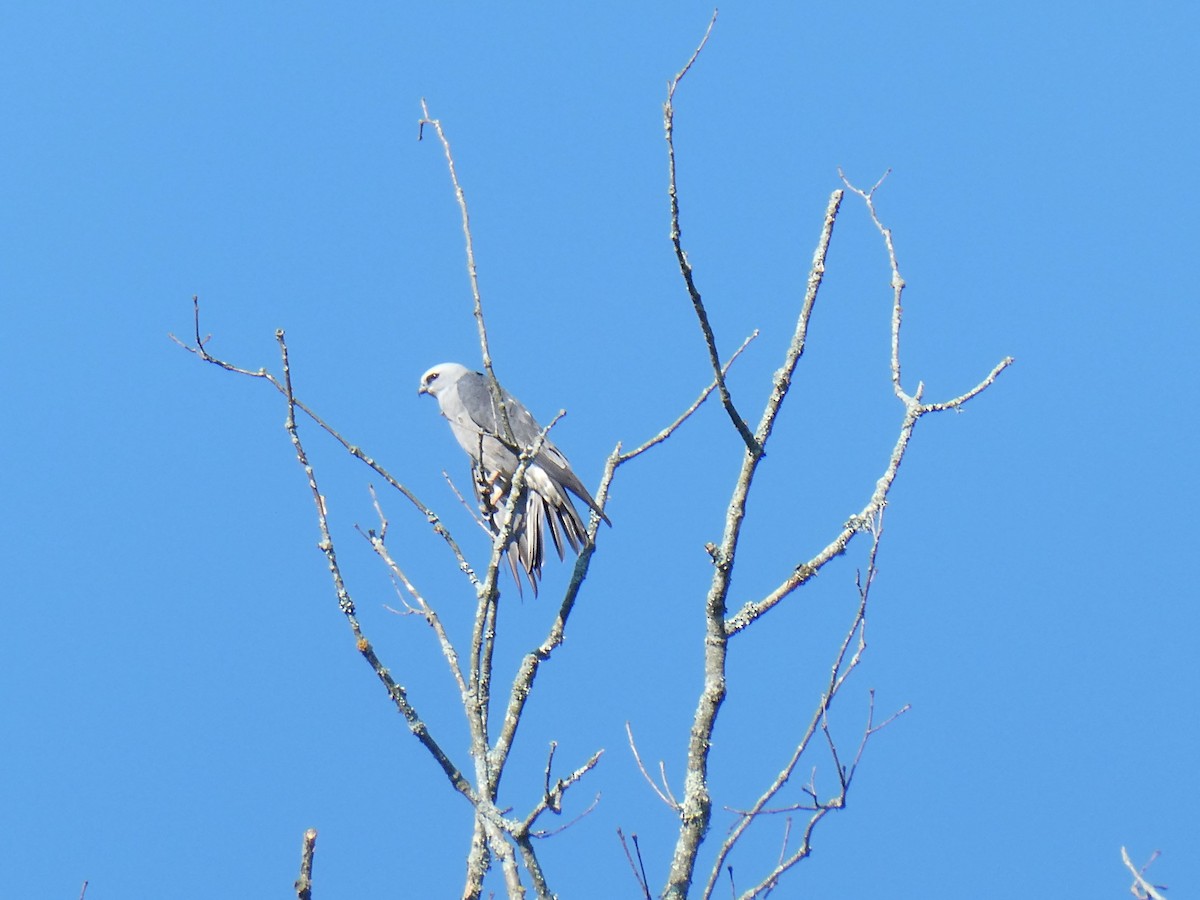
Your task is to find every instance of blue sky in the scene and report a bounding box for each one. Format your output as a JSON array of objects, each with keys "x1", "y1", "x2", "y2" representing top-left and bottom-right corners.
[{"x1": 2, "y1": 3, "x2": 1197, "y2": 898}]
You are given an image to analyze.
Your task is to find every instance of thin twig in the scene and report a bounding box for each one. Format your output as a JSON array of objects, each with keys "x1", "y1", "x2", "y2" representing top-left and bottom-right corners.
[
  {"x1": 418, "y1": 100, "x2": 514, "y2": 445},
  {"x1": 838, "y1": 169, "x2": 908, "y2": 400},
  {"x1": 664, "y1": 10, "x2": 759, "y2": 455},
  {"x1": 443, "y1": 469, "x2": 495, "y2": 537},
  {"x1": 520, "y1": 748, "x2": 605, "y2": 835},
  {"x1": 361, "y1": 488, "x2": 469, "y2": 699},
  {"x1": 920, "y1": 355, "x2": 1015, "y2": 413},
  {"x1": 532, "y1": 793, "x2": 601, "y2": 838},
  {"x1": 626, "y1": 722, "x2": 682, "y2": 810},
  {"x1": 617, "y1": 829, "x2": 654, "y2": 900}
]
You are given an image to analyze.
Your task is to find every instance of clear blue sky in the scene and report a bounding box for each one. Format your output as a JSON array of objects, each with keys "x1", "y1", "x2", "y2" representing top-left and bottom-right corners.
[{"x1": 2, "y1": 3, "x2": 1196, "y2": 898}]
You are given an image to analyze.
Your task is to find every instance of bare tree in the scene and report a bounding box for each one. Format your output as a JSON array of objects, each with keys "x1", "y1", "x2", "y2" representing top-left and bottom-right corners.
[{"x1": 173, "y1": 13, "x2": 1010, "y2": 898}]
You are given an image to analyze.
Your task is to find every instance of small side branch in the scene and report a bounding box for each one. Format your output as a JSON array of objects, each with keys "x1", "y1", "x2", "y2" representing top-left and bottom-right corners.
[
  {"x1": 519, "y1": 746, "x2": 605, "y2": 837},
  {"x1": 626, "y1": 721, "x2": 681, "y2": 810},
  {"x1": 362, "y1": 488, "x2": 468, "y2": 700},
  {"x1": 750, "y1": 189, "x2": 842, "y2": 453}
]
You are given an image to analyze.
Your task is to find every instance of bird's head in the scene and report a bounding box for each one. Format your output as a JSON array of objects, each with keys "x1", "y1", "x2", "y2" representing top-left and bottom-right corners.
[{"x1": 418, "y1": 362, "x2": 471, "y2": 400}]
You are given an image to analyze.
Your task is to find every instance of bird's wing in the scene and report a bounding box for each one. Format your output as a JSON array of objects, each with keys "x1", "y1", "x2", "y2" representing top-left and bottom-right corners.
[{"x1": 454, "y1": 372, "x2": 609, "y2": 523}]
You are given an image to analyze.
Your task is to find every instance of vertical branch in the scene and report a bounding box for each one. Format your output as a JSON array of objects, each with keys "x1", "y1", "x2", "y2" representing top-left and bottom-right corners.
[
  {"x1": 462, "y1": 821, "x2": 490, "y2": 900},
  {"x1": 839, "y1": 169, "x2": 908, "y2": 400},
  {"x1": 489, "y1": 443, "x2": 620, "y2": 777},
  {"x1": 418, "y1": 100, "x2": 514, "y2": 443},
  {"x1": 417, "y1": 101, "x2": 489, "y2": 371},
  {"x1": 755, "y1": 190, "x2": 842, "y2": 446},
  {"x1": 663, "y1": 191, "x2": 842, "y2": 899},
  {"x1": 664, "y1": 11, "x2": 760, "y2": 455},
  {"x1": 293, "y1": 828, "x2": 317, "y2": 900}
]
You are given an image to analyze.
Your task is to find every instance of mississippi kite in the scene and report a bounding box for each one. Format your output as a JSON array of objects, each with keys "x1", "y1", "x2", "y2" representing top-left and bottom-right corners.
[{"x1": 418, "y1": 362, "x2": 609, "y2": 594}]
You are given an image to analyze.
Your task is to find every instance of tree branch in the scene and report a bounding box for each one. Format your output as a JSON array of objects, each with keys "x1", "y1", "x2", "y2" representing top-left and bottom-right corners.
[
  {"x1": 419, "y1": 100, "x2": 515, "y2": 446},
  {"x1": 663, "y1": 10, "x2": 760, "y2": 455},
  {"x1": 171, "y1": 296, "x2": 481, "y2": 587},
  {"x1": 1121, "y1": 847, "x2": 1168, "y2": 900},
  {"x1": 664, "y1": 187, "x2": 843, "y2": 899},
  {"x1": 293, "y1": 828, "x2": 317, "y2": 900},
  {"x1": 273, "y1": 329, "x2": 476, "y2": 803}
]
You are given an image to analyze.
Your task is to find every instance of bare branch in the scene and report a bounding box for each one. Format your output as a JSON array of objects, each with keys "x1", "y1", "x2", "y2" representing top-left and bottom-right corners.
[
  {"x1": 838, "y1": 169, "x2": 909, "y2": 400},
  {"x1": 172, "y1": 297, "x2": 481, "y2": 588},
  {"x1": 702, "y1": 521, "x2": 891, "y2": 898},
  {"x1": 626, "y1": 722, "x2": 681, "y2": 810},
  {"x1": 617, "y1": 829, "x2": 654, "y2": 900},
  {"x1": 668, "y1": 9, "x2": 718, "y2": 103},
  {"x1": 1121, "y1": 847, "x2": 1168, "y2": 900},
  {"x1": 752, "y1": 190, "x2": 842, "y2": 450},
  {"x1": 273, "y1": 329, "x2": 476, "y2": 805},
  {"x1": 443, "y1": 469, "x2": 497, "y2": 539},
  {"x1": 726, "y1": 176, "x2": 1013, "y2": 635},
  {"x1": 664, "y1": 11, "x2": 760, "y2": 455},
  {"x1": 293, "y1": 828, "x2": 317, "y2": 900},
  {"x1": 488, "y1": 440, "x2": 613, "y2": 774},
  {"x1": 920, "y1": 355, "x2": 1016, "y2": 412},
  {"x1": 532, "y1": 793, "x2": 601, "y2": 839},
  {"x1": 169, "y1": 295, "x2": 272, "y2": 379},
  {"x1": 362, "y1": 488, "x2": 469, "y2": 700},
  {"x1": 481, "y1": 816, "x2": 527, "y2": 899},
  {"x1": 418, "y1": 100, "x2": 515, "y2": 445},
  {"x1": 520, "y1": 747, "x2": 605, "y2": 835},
  {"x1": 462, "y1": 823, "x2": 489, "y2": 900},
  {"x1": 666, "y1": 187, "x2": 843, "y2": 900}
]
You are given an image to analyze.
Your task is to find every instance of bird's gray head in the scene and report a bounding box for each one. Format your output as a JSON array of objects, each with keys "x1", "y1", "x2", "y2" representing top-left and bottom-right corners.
[{"x1": 417, "y1": 362, "x2": 471, "y2": 402}]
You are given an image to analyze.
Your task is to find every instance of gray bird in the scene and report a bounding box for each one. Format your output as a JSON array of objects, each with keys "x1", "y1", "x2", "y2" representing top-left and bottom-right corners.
[{"x1": 418, "y1": 362, "x2": 609, "y2": 594}]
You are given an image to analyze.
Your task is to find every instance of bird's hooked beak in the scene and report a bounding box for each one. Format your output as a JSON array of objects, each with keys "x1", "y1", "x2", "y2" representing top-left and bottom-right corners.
[{"x1": 417, "y1": 383, "x2": 428, "y2": 396}]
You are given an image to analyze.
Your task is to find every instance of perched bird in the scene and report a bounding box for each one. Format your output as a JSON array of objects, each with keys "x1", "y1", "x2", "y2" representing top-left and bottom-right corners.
[{"x1": 418, "y1": 362, "x2": 609, "y2": 594}]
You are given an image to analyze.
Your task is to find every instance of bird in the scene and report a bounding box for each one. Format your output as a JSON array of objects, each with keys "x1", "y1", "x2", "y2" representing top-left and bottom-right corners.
[{"x1": 418, "y1": 362, "x2": 609, "y2": 595}]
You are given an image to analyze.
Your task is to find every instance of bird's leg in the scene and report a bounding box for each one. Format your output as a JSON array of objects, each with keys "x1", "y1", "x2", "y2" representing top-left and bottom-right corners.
[
  {"x1": 474, "y1": 465, "x2": 507, "y2": 528},
  {"x1": 484, "y1": 471, "x2": 507, "y2": 515}
]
